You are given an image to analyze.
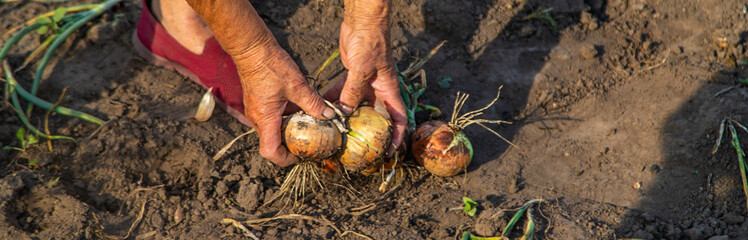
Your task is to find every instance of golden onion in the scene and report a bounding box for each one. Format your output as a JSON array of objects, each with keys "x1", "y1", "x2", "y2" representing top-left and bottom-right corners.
[
  {"x1": 282, "y1": 112, "x2": 342, "y2": 160},
  {"x1": 338, "y1": 105, "x2": 392, "y2": 172}
]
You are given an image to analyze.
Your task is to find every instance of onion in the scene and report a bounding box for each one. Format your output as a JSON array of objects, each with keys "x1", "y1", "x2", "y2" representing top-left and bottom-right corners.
[
  {"x1": 338, "y1": 104, "x2": 393, "y2": 173},
  {"x1": 412, "y1": 120, "x2": 473, "y2": 177},
  {"x1": 268, "y1": 111, "x2": 343, "y2": 206},
  {"x1": 411, "y1": 87, "x2": 517, "y2": 177},
  {"x1": 282, "y1": 111, "x2": 343, "y2": 160}
]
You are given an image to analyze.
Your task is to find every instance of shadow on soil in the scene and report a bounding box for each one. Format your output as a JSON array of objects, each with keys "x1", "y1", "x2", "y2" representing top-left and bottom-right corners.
[
  {"x1": 414, "y1": 0, "x2": 582, "y2": 170},
  {"x1": 614, "y1": 66, "x2": 748, "y2": 238}
]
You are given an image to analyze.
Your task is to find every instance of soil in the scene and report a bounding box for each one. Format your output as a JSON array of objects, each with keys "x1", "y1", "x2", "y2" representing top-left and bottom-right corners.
[{"x1": 2, "y1": 0, "x2": 748, "y2": 239}]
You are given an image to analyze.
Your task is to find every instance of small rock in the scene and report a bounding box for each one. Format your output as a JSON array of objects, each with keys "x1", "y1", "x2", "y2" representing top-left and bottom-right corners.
[
  {"x1": 508, "y1": 178, "x2": 520, "y2": 193},
  {"x1": 665, "y1": 224, "x2": 682, "y2": 238},
  {"x1": 225, "y1": 224, "x2": 236, "y2": 234},
  {"x1": 685, "y1": 224, "x2": 714, "y2": 240},
  {"x1": 224, "y1": 173, "x2": 242, "y2": 182},
  {"x1": 151, "y1": 213, "x2": 165, "y2": 229},
  {"x1": 87, "y1": 22, "x2": 120, "y2": 43},
  {"x1": 702, "y1": 208, "x2": 713, "y2": 218},
  {"x1": 640, "y1": 212, "x2": 655, "y2": 223},
  {"x1": 721, "y1": 212, "x2": 743, "y2": 225},
  {"x1": 215, "y1": 182, "x2": 229, "y2": 197},
  {"x1": 230, "y1": 165, "x2": 246, "y2": 175},
  {"x1": 474, "y1": 208, "x2": 507, "y2": 236},
  {"x1": 174, "y1": 206, "x2": 185, "y2": 224},
  {"x1": 649, "y1": 164, "x2": 661, "y2": 173},
  {"x1": 235, "y1": 179, "x2": 262, "y2": 211},
  {"x1": 683, "y1": 227, "x2": 703, "y2": 240},
  {"x1": 517, "y1": 25, "x2": 536, "y2": 38},
  {"x1": 0, "y1": 174, "x2": 25, "y2": 202},
  {"x1": 633, "y1": 229, "x2": 654, "y2": 239},
  {"x1": 681, "y1": 220, "x2": 694, "y2": 229},
  {"x1": 580, "y1": 44, "x2": 598, "y2": 60},
  {"x1": 708, "y1": 235, "x2": 728, "y2": 240},
  {"x1": 645, "y1": 224, "x2": 657, "y2": 234},
  {"x1": 580, "y1": 11, "x2": 598, "y2": 30}
]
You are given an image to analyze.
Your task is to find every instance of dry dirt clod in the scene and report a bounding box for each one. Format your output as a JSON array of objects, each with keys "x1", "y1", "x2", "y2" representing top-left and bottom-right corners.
[
  {"x1": 474, "y1": 209, "x2": 507, "y2": 236},
  {"x1": 580, "y1": 44, "x2": 598, "y2": 60},
  {"x1": 235, "y1": 179, "x2": 262, "y2": 211}
]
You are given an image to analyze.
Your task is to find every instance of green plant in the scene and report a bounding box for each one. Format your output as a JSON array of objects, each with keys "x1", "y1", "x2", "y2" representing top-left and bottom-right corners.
[
  {"x1": 3, "y1": 128, "x2": 39, "y2": 152},
  {"x1": 396, "y1": 41, "x2": 446, "y2": 131},
  {"x1": 713, "y1": 117, "x2": 748, "y2": 211},
  {"x1": 524, "y1": 7, "x2": 557, "y2": 32},
  {"x1": 47, "y1": 177, "x2": 60, "y2": 186},
  {"x1": 461, "y1": 199, "x2": 545, "y2": 240},
  {"x1": 1, "y1": 0, "x2": 119, "y2": 146},
  {"x1": 462, "y1": 196, "x2": 478, "y2": 217},
  {"x1": 437, "y1": 76, "x2": 453, "y2": 89},
  {"x1": 28, "y1": 158, "x2": 40, "y2": 170}
]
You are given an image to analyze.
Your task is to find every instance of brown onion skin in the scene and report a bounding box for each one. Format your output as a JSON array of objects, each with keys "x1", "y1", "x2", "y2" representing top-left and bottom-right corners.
[
  {"x1": 339, "y1": 106, "x2": 392, "y2": 172},
  {"x1": 282, "y1": 112, "x2": 343, "y2": 160},
  {"x1": 411, "y1": 120, "x2": 473, "y2": 177}
]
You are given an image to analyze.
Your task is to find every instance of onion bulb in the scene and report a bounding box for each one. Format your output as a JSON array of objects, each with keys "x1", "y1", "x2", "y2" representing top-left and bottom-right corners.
[
  {"x1": 282, "y1": 112, "x2": 343, "y2": 160},
  {"x1": 338, "y1": 104, "x2": 393, "y2": 173},
  {"x1": 412, "y1": 87, "x2": 517, "y2": 177},
  {"x1": 412, "y1": 121, "x2": 473, "y2": 177},
  {"x1": 268, "y1": 111, "x2": 343, "y2": 206}
]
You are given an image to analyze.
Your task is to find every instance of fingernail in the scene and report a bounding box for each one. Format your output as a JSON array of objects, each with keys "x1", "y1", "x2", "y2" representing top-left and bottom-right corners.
[
  {"x1": 322, "y1": 107, "x2": 335, "y2": 119},
  {"x1": 341, "y1": 104, "x2": 353, "y2": 114}
]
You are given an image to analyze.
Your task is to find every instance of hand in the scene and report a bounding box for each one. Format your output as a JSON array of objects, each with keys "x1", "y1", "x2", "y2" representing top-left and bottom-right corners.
[
  {"x1": 338, "y1": 2, "x2": 407, "y2": 156},
  {"x1": 234, "y1": 44, "x2": 335, "y2": 167}
]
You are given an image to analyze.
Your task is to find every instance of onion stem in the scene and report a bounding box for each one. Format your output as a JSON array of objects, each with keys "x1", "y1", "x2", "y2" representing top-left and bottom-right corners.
[
  {"x1": 4, "y1": 61, "x2": 104, "y2": 125},
  {"x1": 6, "y1": 83, "x2": 74, "y2": 141},
  {"x1": 27, "y1": 0, "x2": 123, "y2": 113}
]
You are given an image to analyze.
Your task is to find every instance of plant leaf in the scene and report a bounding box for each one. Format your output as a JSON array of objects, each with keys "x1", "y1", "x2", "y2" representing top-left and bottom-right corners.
[
  {"x1": 739, "y1": 78, "x2": 748, "y2": 85},
  {"x1": 467, "y1": 207, "x2": 477, "y2": 217},
  {"x1": 37, "y1": 25, "x2": 49, "y2": 34},
  {"x1": 16, "y1": 128, "x2": 26, "y2": 142},
  {"x1": 52, "y1": 7, "x2": 67, "y2": 23},
  {"x1": 438, "y1": 76, "x2": 453, "y2": 89},
  {"x1": 27, "y1": 134, "x2": 39, "y2": 144},
  {"x1": 48, "y1": 177, "x2": 60, "y2": 186},
  {"x1": 462, "y1": 196, "x2": 478, "y2": 216},
  {"x1": 36, "y1": 17, "x2": 52, "y2": 24},
  {"x1": 3, "y1": 146, "x2": 25, "y2": 152},
  {"x1": 28, "y1": 158, "x2": 39, "y2": 169}
]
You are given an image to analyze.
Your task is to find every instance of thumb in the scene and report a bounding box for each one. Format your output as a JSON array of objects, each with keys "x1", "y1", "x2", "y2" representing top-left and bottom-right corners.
[
  {"x1": 252, "y1": 110, "x2": 298, "y2": 167},
  {"x1": 339, "y1": 67, "x2": 373, "y2": 114},
  {"x1": 285, "y1": 78, "x2": 336, "y2": 120}
]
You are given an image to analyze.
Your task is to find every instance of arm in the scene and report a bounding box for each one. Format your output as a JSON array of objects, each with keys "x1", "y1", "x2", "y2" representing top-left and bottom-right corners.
[
  {"x1": 339, "y1": 0, "x2": 407, "y2": 156},
  {"x1": 186, "y1": 0, "x2": 335, "y2": 166}
]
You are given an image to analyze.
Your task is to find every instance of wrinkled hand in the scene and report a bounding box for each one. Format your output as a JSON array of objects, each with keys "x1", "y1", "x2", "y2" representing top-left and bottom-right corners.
[
  {"x1": 234, "y1": 44, "x2": 335, "y2": 167},
  {"x1": 338, "y1": 6, "x2": 407, "y2": 156}
]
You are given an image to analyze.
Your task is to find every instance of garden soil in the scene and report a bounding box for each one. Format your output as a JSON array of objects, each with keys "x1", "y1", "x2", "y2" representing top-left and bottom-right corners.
[{"x1": 2, "y1": 0, "x2": 748, "y2": 239}]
